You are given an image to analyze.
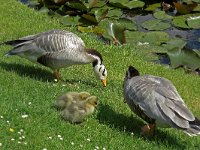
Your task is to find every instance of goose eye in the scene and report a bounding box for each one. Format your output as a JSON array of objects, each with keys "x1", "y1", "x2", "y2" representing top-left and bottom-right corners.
[
  {"x1": 102, "y1": 69, "x2": 106, "y2": 76},
  {"x1": 99, "y1": 66, "x2": 102, "y2": 72}
]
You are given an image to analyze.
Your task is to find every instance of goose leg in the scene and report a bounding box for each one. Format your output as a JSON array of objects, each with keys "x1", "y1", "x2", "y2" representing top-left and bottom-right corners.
[
  {"x1": 141, "y1": 124, "x2": 156, "y2": 136},
  {"x1": 53, "y1": 69, "x2": 61, "y2": 81}
]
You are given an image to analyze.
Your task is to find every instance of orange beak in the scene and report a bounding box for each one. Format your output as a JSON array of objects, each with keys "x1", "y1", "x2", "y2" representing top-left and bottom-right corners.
[{"x1": 101, "y1": 79, "x2": 107, "y2": 87}]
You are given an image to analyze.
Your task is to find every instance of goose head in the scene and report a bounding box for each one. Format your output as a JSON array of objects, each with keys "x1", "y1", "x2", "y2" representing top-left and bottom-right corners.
[
  {"x1": 125, "y1": 66, "x2": 140, "y2": 80},
  {"x1": 124, "y1": 66, "x2": 140, "y2": 87},
  {"x1": 86, "y1": 49, "x2": 107, "y2": 87}
]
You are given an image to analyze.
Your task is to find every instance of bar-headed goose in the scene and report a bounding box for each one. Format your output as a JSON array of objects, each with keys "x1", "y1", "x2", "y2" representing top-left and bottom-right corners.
[
  {"x1": 3, "y1": 29, "x2": 107, "y2": 86},
  {"x1": 123, "y1": 66, "x2": 200, "y2": 136}
]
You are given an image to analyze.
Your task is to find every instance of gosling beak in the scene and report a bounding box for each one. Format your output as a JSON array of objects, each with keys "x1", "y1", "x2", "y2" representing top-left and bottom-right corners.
[{"x1": 101, "y1": 79, "x2": 107, "y2": 87}]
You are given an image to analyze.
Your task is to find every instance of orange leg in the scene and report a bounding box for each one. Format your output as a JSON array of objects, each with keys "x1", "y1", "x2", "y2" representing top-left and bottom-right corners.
[
  {"x1": 141, "y1": 124, "x2": 156, "y2": 137},
  {"x1": 53, "y1": 69, "x2": 61, "y2": 81}
]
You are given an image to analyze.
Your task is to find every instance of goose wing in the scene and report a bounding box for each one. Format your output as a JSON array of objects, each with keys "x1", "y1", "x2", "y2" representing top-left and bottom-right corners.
[
  {"x1": 5, "y1": 30, "x2": 85, "y2": 55},
  {"x1": 124, "y1": 75, "x2": 195, "y2": 128}
]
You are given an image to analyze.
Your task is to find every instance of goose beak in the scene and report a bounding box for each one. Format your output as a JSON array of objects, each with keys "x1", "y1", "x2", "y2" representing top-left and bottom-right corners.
[{"x1": 101, "y1": 79, "x2": 106, "y2": 87}]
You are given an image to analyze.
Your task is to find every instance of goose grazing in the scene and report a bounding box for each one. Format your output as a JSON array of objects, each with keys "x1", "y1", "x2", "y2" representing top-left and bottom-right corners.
[
  {"x1": 123, "y1": 66, "x2": 200, "y2": 137},
  {"x1": 3, "y1": 29, "x2": 107, "y2": 86}
]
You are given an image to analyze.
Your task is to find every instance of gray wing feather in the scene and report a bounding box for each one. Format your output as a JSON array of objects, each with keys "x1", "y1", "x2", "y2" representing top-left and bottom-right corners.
[
  {"x1": 124, "y1": 75, "x2": 195, "y2": 128},
  {"x1": 6, "y1": 29, "x2": 85, "y2": 55},
  {"x1": 155, "y1": 95, "x2": 190, "y2": 128}
]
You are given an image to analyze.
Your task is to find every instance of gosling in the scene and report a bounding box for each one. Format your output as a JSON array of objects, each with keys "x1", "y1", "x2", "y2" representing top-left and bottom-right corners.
[
  {"x1": 54, "y1": 92, "x2": 91, "y2": 110},
  {"x1": 61, "y1": 96, "x2": 98, "y2": 123}
]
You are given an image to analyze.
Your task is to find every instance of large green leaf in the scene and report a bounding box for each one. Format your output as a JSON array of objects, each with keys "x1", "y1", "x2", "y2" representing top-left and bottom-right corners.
[
  {"x1": 98, "y1": 17, "x2": 137, "y2": 32},
  {"x1": 141, "y1": 19, "x2": 171, "y2": 31},
  {"x1": 60, "y1": 15, "x2": 80, "y2": 26},
  {"x1": 66, "y1": 1, "x2": 88, "y2": 11},
  {"x1": 167, "y1": 48, "x2": 200, "y2": 70},
  {"x1": 126, "y1": 0, "x2": 145, "y2": 9},
  {"x1": 153, "y1": 11, "x2": 173, "y2": 20},
  {"x1": 84, "y1": 0, "x2": 107, "y2": 8},
  {"x1": 106, "y1": 9, "x2": 123, "y2": 18},
  {"x1": 173, "y1": 14, "x2": 200, "y2": 29},
  {"x1": 117, "y1": 18, "x2": 137, "y2": 31},
  {"x1": 100, "y1": 20, "x2": 126, "y2": 44},
  {"x1": 109, "y1": 0, "x2": 145, "y2": 9},
  {"x1": 106, "y1": 22, "x2": 125, "y2": 44},
  {"x1": 125, "y1": 31, "x2": 170, "y2": 45},
  {"x1": 145, "y1": 3, "x2": 161, "y2": 11},
  {"x1": 125, "y1": 31, "x2": 146, "y2": 44},
  {"x1": 144, "y1": 31, "x2": 170, "y2": 45},
  {"x1": 187, "y1": 15, "x2": 200, "y2": 29},
  {"x1": 172, "y1": 15, "x2": 190, "y2": 29},
  {"x1": 93, "y1": 7, "x2": 108, "y2": 22},
  {"x1": 162, "y1": 38, "x2": 187, "y2": 50},
  {"x1": 82, "y1": 14, "x2": 98, "y2": 23}
]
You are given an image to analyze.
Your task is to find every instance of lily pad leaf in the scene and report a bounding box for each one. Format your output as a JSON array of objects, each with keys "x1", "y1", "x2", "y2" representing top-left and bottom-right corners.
[
  {"x1": 172, "y1": 15, "x2": 190, "y2": 29},
  {"x1": 153, "y1": 11, "x2": 173, "y2": 20},
  {"x1": 84, "y1": 0, "x2": 107, "y2": 8},
  {"x1": 102, "y1": 22, "x2": 125, "y2": 45},
  {"x1": 141, "y1": 19, "x2": 171, "y2": 31},
  {"x1": 167, "y1": 47, "x2": 200, "y2": 70},
  {"x1": 145, "y1": 3, "x2": 161, "y2": 11},
  {"x1": 187, "y1": 15, "x2": 200, "y2": 29},
  {"x1": 125, "y1": 31, "x2": 169, "y2": 45},
  {"x1": 106, "y1": 9, "x2": 123, "y2": 18},
  {"x1": 126, "y1": 0, "x2": 145, "y2": 9},
  {"x1": 107, "y1": 22, "x2": 125, "y2": 45},
  {"x1": 125, "y1": 31, "x2": 146, "y2": 44},
  {"x1": 117, "y1": 18, "x2": 137, "y2": 31},
  {"x1": 82, "y1": 14, "x2": 98, "y2": 24},
  {"x1": 109, "y1": 0, "x2": 145, "y2": 9},
  {"x1": 144, "y1": 31, "x2": 170, "y2": 45},
  {"x1": 94, "y1": 7, "x2": 108, "y2": 22},
  {"x1": 60, "y1": 15, "x2": 80, "y2": 26},
  {"x1": 98, "y1": 17, "x2": 136, "y2": 33},
  {"x1": 162, "y1": 38, "x2": 187, "y2": 50},
  {"x1": 172, "y1": 14, "x2": 200, "y2": 29},
  {"x1": 66, "y1": 1, "x2": 88, "y2": 11}
]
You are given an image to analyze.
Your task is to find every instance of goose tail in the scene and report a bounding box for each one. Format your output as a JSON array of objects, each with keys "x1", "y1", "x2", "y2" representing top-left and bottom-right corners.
[{"x1": 184, "y1": 117, "x2": 200, "y2": 136}]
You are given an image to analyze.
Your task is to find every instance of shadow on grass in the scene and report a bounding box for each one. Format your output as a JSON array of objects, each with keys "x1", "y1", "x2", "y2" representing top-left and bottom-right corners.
[
  {"x1": 0, "y1": 62, "x2": 54, "y2": 82},
  {"x1": 97, "y1": 103, "x2": 186, "y2": 149},
  {"x1": 0, "y1": 62, "x2": 97, "y2": 87}
]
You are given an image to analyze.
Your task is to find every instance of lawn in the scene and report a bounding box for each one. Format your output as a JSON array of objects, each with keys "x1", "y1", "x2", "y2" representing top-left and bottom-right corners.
[{"x1": 0, "y1": 0, "x2": 200, "y2": 150}]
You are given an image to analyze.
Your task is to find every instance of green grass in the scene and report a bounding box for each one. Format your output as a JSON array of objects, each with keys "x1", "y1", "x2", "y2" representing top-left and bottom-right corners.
[{"x1": 0, "y1": 1, "x2": 200, "y2": 150}]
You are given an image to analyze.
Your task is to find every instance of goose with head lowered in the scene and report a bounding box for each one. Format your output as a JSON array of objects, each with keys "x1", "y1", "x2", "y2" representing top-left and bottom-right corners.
[
  {"x1": 123, "y1": 66, "x2": 200, "y2": 137},
  {"x1": 2, "y1": 29, "x2": 107, "y2": 86}
]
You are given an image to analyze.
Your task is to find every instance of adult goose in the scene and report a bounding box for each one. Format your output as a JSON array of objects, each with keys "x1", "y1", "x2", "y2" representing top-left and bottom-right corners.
[
  {"x1": 3, "y1": 29, "x2": 107, "y2": 86},
  {"x1": 123, "y1": 66, "x2": 200, "y2": 136}
]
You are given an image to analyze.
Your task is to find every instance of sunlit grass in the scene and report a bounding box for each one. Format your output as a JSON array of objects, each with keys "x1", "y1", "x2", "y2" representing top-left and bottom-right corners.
[{"x1": 0, "y1": 0, "x2": 200, "y2": 150}]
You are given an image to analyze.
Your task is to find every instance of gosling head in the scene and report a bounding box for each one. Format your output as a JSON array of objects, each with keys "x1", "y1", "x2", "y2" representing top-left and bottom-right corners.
[{"x1": 86, "y1": 96, "x2": 98, "y2": 107}]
